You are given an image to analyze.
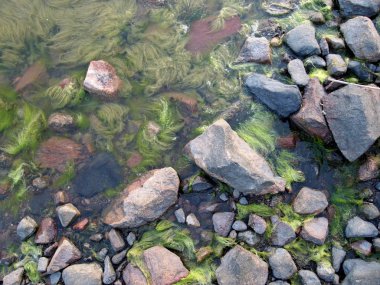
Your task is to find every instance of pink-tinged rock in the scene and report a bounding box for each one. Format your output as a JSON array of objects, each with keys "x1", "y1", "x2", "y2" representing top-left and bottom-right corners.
[
  {"x1": 301, "y1": 217, "x2": 329, "y2": 245},
  {"x1": 351, "y1": 240, "x2": 372, "y2": 256},
  {"x1": 293, "y1": 187, "x2": 328, "y2": 215},
  {"x1": 358, "y1": 156, "x2": 379, "y2": 181},
  {"x1": 277, "y1": 134, "x2": 298, "y2": 149},
  {"x1": 48, "y1": 113, "x2": 75, "y2": 133},
  {"x1": 73, "y1": 218, "x2": 89, "y2": 231},
  {"x1": 35, "y1": 218, "x2": 57, "y2": 244},
  {"x1": 83, "y1": 60, "x2": 122, "y2": 99},
  {"x1": 123, "y1": 264, "x2": 148, "y2": 285}
]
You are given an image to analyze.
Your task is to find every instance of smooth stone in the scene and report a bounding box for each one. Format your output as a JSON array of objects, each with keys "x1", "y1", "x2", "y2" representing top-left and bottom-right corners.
[
  {"x1": 126, "y1": 232, "x2": 136, "y2": 246},
  {"x1": 103, "y1": 256, "x2": 116, "y2": 285},
  {"x1": 288, "y1": 59, "x2": 310, "y2": 87},
  {"x1": 186, "y1": 213, "x2": 200, "y2": 227},
  {"x1": 332, "y1": 246, "x2": 346, "y2": 272},
  {"x1": 248, "y1": 214, "x2": 267, "y2": 235},
  {"x1": 299, "y1": 270, "x2": 321, "y2": 285},
  {"x1": 232, "y1": 220, "x2": 248, "y2": 231},
  {"x1": 345, "y1": 216, "x2": 379, "y2": 238},
  {"x1": 56, "y1": 203, "x2": 80, "y2": 227},
  {"x1": 108, "y1": 229, "x2": 125, "y2": 252},
  {"x1": 285, "y1": 24, "x2": 321, "y2": 57},
  {"x1": 112, "y1": 250, "x2": 127, "y2": 265}
]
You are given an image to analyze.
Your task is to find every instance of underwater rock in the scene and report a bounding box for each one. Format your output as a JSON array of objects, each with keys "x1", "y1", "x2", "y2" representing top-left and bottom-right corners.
[
  {"x1": 340, "y1": 16, "x2": 380, "y2": 62},
  {"x1": 32, "y1": 176, "x2": 49, "y2": 190},
  {"x1": 73, "y1": 218, "x2": 89, "y2": 231},
  {"x1": 358, "y1": 156, "x2": 380, "y2": 181},
  {"x1": 300, "y1": 217, "x2": 329, "y2": 245},
  {"x1": 245, "y1": 73, "x2": 302, "y2": 117},
  {"x1": 293, "y1": 187, "x2": 328, "y2": 215},
  {"x1": 269, "y1": 248, "x2": 297, "y2": 280},
  {"x1": 83, "y1": 60, "x2": 122, "y2": 99},
  {"x1": 254, "y1": 19, "x2": 283, "y2": 39},
  {"x1": 338, "y1": 0, "x2": 380, "y2": 17},
  {"x1": 216, "y1": 245, "x2": 268, "y2": 285},
  {"x1": 285, "y1": 24, "x2": 321, "y2": 58},
  {"x1": 236, "y1": 36, "x2": 272, "y2": 64},
  {"x1": 36, "y1": 137, "x2": 89, "y2": 173},
  {"x1": 48, "y1": 113, "x2": 75, "y2": 133},
  {"x1": 262, "y1": 0, "x2": 299, "y2": 15},
  {"x1": 185, "y1": 119, "x2": 285, "y2": 195},
  {"x1": 2, "y1": 267, "x2": 24, "y2": 285},
  {"x1": 16, "y1": 216, "x2": 38, "y2": 240},
  {"x1": 73, "y1": 153, "x2": 123, "y2": 198},
  {"x1": 126, "y1": 152, "x2": 143, "y2": 168},
  {"x1": 316, "y1": 262, "x2": 335, "y2": 283},
  {"x1": 34, "y1": 217, "x2": 57, "y2": 244},
  {"x1": 62, "y1": 263, "x2": 103, "y2": 285},
  {"x1": 341, "y1": 260, "x2": 380, "y2": 285},
  {"x1": 108, "y1": 229, "x2": 125, "y2": 252},
  {"x1": 213, "y1": 212, "x2": 235, "y2": 237},
  {"x1": 56, "y1": 203, "x2": 80, "y2": 227},
  {"x1": 102, "y1": 167, "x2": 179, "y2": 228},
  {"x1": 14, "y1": 60, "x2": 47, "y2": 92},
  {"x1": 323, "y1": 85, "x2": 380, "y2": 161}
]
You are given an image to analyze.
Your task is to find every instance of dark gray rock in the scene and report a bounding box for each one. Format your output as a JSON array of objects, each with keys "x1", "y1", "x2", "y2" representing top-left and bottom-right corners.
[
  {"x1": 323, "y1": 85, "x2": 380, "y2": 161},
  {"x1": 269, "y1": 248, "x2": 297, "y2": 280},
  {"x1": 341, "y1": 260, "x2": 380, "y2": 285},
  {"x1": 236, "y1": 36, "x2": 272, "y2": 64},
  {"x1": 111, "y1": 250, "x2": 127, "y2": 265},
  {"x1": 319, "y1": 38, "x2": 329, "y2": 57},
  {"x1": 345, "y1": 216, "x2": 378, "y2": 238},
  {"x1": 271, "y1": 221, "x2": 296, "y2": 246},
  {"x1": 288, "y1": 59, "x2": 310, "y2": 87},
  {"x1": 332, "y1": 246, "x2": 346, "y2": 272},
  {"x1": 293, "y1": 187, "x2": 328, "y2": 215},
  {"x1": 338, "y1": 0, "x2": 380, "y2": 17},
  {"x1": 348, "y1": 61, "x2": 375, "y2": 82},
  {"x1": 285, "y1": 24, "x2": 321, "y2": 57},
  {"x1": 299, "y1": 270, "x2": 321, "y2": 285},
  {"x1": 245, "y1": 73, "x2": 302, "y2": 117},
  {"x1": 326, "y1": 54, "x2": 347, "y2": 77},
  {"x1": 17, "y1": 216, "x2": 38, "y2": 240},
  {"x1": 62, "y1": 263, "x2": 103, "y2": 285}
]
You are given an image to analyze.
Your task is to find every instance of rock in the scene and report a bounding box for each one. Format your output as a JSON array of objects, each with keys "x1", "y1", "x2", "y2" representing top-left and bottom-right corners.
[
  {"x1": 271, "y1": 221, "x2": 296, "y2": 246},
  {"x1": 285, "y1": 24, "x2": 321, "y2": 57},
  {"x1": 293, "y1": 187, "x2": 328, "y2": 215},
  {"x1": 341, "y1": 16, "x2": 380, "y2": 62},
  {"x1": 301, "y1": 217, "x2": 328, "y2": 245},
  {"x1": 48, "y1": 113, "x2": 75, "y2": 133},
  {"x1": 62, "y1": 263, "x2": 103, "y2": 285},
  {"x1": 35, "y1": 217, "x2": 57, "y2": 244},
  {"x1": 108, "y1": 229, "x2": 125, "y2": 252},
  {"x1": 341, "y1": 260, "x2": 380, "y2": 285},
  {"x1": 290, "y1": 78, "x2": 332, "y2": 142},
  {"x1": 32, "y1": 176, "x2": 48, "y2": 189},
  {"x1": 44, "y1": 242, "x2": 59, "y2": 257},
  {"x1": 123, "y1": 264, "x2": 147, "y2": 285},
  {"x1": 216, "y1": 245, "x2": 268, "y2": 285},
  {"x1": 239, "y1": 197, "x2": 249, "y2": 205},
  {"x1": 38, "y1": 256, "x2": 49, "y2": 273},
  {"x1": 351, "y1": 240, "x2": 372, "y2": 256},
  {"x1": 262, "y1": 0, "x2": 298, "y2": 15},
  {"x1": 112, "y1": 249, "x2": 127, "y2": 265},
  {"x1": 127, "y1": 232, "x2": 136, "y2": 246},
  {"x1": 232, "y1": 220, "x2": 248, "y2": 231},
  {"x1": 17, "y1": 216, "x2": 38, "y2": 240},
  {"x1": 102, "y1": 167, "x2": 179, "y2": 228},
  {"x1": 238, "y1": 230, "x2": 261, "y2": 246},
  {"x1": 299, "y1": 270, "x2": 321, "y2": 285},
  {"x1": 36, "y1": 137, "x2": 89, "y2": 172},
  {"x1": 345, "y1": 216, "x2": 378, "y2": 238},
  {"x1": 186, "y1": 213, "x2": 200, "y2": 227},
  {"x1": 288, "y1": 59, "x2": 310, "y2": 87},
  {"x1": 96, "y1": 248, "x2": 108, "y2": 262},
  {"x1": 269, "y1": 282, "x2": 290, "y2": 285},
  {"x1": 219, "y1": 193, "x2": 228, "y2": 201},
  {"x1": 73, "y1": 153, "x2": 123, "y2": 198},
  {"x1": 323, "y1": 85, "x2": 380, "y2": 161},
  {"x1": 90, "y1": 233, "x2": 103, "y2": 242},
  {"x1": 304, "y1": 56, "x2": 326, "y2": 69},
  {"x1": 103, "y1": 256, "x2": 116, "y2": 284},
  {"x1": 53, "y1": 191, "x2": 69, "y2": 205},
  {"x1": 245, "y1": 73, "x2": 302, "y2": 117},
  {"x1": 46, "y1": 237, "x2": 82, "y2": 274},
  {"x1": 14, "y1": 60, "x2": 46, "y2": 92},
  {"x1": 56, "y1": 203, "x2": 80, "y2": 227},
  {"x1": 48, "y1": 272, "x2": 61, "y2": 285},
  {"x1": 326, "y1": 54, "x2": 347, "y2": 77},
  {"x1": 309, "y1": 11, "x2": 325, "y2": 24},
  {"x1": 338, "y1": 0, "x2": 380, "y2": 17},
  {"x1": 185, "y1": 119, "x2": 285, "y2": 194},
  {"x1": 332, "y1": 246, "x2": 346, "y2": 272},
  {"x1": 343, "y1": 259, "x2": 370, "y2": 274},
  {"x1": 360, "y1": 203, "x2": 380, "y2": 220},
  {"x1": 319, "y1": 38, "x2": 329, "y2": 57},
  {"x1": 83, "y1": 60, "x2": 122, "y2": 99},
  {"x1": 316, "y1": 262, "x2": 335, "y2": 283},
  {"x1": 348, "y1": 61, "x2": 375, "y2": 82},
  {"x1": 174, "y1": 208, "x2": 186, "y2": 224},
  {"x1": 183, "y1": 176, "x2": 213, "y2": 193},
  {"x1": 236, "y1": 36, "x2": 272, "y2": 64},
  {"x1": 212, "y1": 212, "x2": 235, "y2": 237},
  {"x1": 326, "y1": 37, "x2": 345, "y2": 50},
  {"x1": 248, "y1": 214, "x2": 267, "y2": 234},
  {"x1": 196, "y1": 247, "x2": 213, "y2": 263},
  {"x1": 73, "y1": 218, "x2": 89, "y2": 231},
  {"x1": 373, "y1": 238, "x2": 380, "y2": 252},
  {"x1": 3, "y1": 268, "x2": 24, "y2": 285},
  {"x1": 358, "y1": 157, "x2": 379, "y2": 181},
  {"x1": 269, "y1": 248, "x2": 297, "y2": 280}
]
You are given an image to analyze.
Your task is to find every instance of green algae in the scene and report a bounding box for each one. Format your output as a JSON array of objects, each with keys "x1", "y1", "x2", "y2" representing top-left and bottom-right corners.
[
  {"x1": 236, "y1": 203, "x2": 276, "y2": 219},
  {"x1": 274, "y1": 151, "x2": 305, "y2": 190}
]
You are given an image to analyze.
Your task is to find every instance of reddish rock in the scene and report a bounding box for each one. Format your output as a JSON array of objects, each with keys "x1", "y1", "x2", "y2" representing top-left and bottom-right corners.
[
  {"x1": 0, "y1": 182, "x2": 10, "y2": 197},
  {"x1": 35, "y1": 218, "x2": 57, "y2": 244},
  {"x1": 358, "y1": 156, "x2": 379, "y2": 181},
  {"x1": 48, "y1": 113, "x2": 75, "y2": 133},
  {"x1": 14, "y1": 61, "x2": 47, "y2": 92},
  {"x1": 36, "y1": 137, "x2": 89, "y2": 172},
  {"x1": 351, "y1": 240, "x2": 372, "y2": 256},
  {"x1": 186, "y1": 16, "x2": 241, "y2": 54},
  {"x1": 164, "y1": 92, "x2": 198, "y2": 114},
  {"x1": 127, "y1": 152, "x2": 143, "y2": 168},
  {"x1": 277, "y1": 134, "x2": 297, "y2": 149},
  {"x1": 123, "y1": 264, "x2": 148, "y2": 285},
  {"x1": 73, "y1": 218, "x2": 89, "y2": 231}
]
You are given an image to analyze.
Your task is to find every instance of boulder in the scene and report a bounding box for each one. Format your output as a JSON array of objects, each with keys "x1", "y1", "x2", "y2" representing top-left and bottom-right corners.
[
  {"x1": 340, "y1": 16, "x2": 380, "y2": 62},
  {"x1": 285, "y1": 24, "x2": 321, "y2": 57},
  {"x1": 293, "y1": 187, "x2": 328, "y2": 215},
  {"x1": 300, "y1": 217, "x2": 328, "y2": 245},
  {"x1": 17, "y1": 216, "x2": 38, "y2": 240},
  {"x1": 287, "y1": 59, "x2": 309, "y2": 87},
  {"x1": 245, "y1": 73, "x2": 302, "y2": 117},
  {"x1": 345, "y1": 216, "x2": 378, "y2": 238},
  {"x1": 102, "y1": 167, "x2": 179, "y2": 228},
  {"x1": 185, "y1": 119, "x2": 285, "y2": 194},
  {"x1": 34, "y1": 217, "x2": 57, "y2": 244},
  {"x1": 338, "y1": 0, "x2": 380, "y2": 17},
  {"x1": 216, "y1": 245, "x2": 268, "y2": 285},
  {"x1": 323, "y1": 85, "x2": 380, "y2": 161},
  {"x1": 269, "y1": 248, "x2": 297, "y2": 280},
  {"x1": 341, "y1": 260, "x2": 380, "y2": 285},
  {"x1": 62, "y1": 263, "x2": 103, "y2": 285},
  {"x1": 236, "y1": 36, "x2": 272, "y2": 64}
]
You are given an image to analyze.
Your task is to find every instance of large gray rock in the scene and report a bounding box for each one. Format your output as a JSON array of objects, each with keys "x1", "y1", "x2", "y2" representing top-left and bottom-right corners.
[
  {"x1": 3, "y1": 268, "x2": 24, "y2": 285},
  {"x1": 245, "y1": 73, "x2": 302, "y2": 117},
  {"x1": 341, "y1": 260, "x2": 380, "y2": 285},
  {"x1": 236, "y1": 36, "x2": 272, "y2": 64},
  {"x1": 323, "y1": 85, "x2": 380, "y2": 161},
  {"x1": 102, "y1": 167, "x2": 179, "y2": 228},
  {"x1": 293, "y1": 187, "x2": 328, "y2": 215},
  {"x1": 345, "y1": 216, "x2": 378, "y2": 238},
  {"x1": 16, "y1": 216, "x2": 38, "y2": 240},
  {"x1": 338, "y1": 0, "x2": 380, "y2": 17},
  {"x1": 285, "y1": 24, "x2": 321, "y2": 57},
  {"x1": 216, "y1": 245, "x2": 268, "y2": 285},
  {"x1": 269, "y1": 248, "x2": 297, "y2": 280},
  {"x1": 62, "y1": 263, "x2": 103, "y2": 285},
  {"x1": 185, "y1": 119, "x2": 285, "y2": 195},
  {"x1": 341, "y1": 17, "x2": 380, "y2": 62}
]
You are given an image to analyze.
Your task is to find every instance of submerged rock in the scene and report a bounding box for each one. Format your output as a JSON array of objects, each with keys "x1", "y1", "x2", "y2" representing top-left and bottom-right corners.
[
  {"x1": 17, "y1": 216, "x2": 38, "y2": 240},
  {"x1": 62, "y1": 263, "x2": 103, "y2": 285},
  {"x1": 185, "y1": 119, "x2": 285, "y2": 195},
  {"x1": 102, "y1": 167, "x2": 179, "y2": 228},
  {"x1": 262, "y1": 0, "x2": 298, "y2": 15},
  {"x1": 285, "y1": 24, "x2": 321, "y2": 57},
  {"x1": 34, "y1": 217, "x2": 57, "y2": 244},
  {"x1": 56, "y1": 203, "x2": 80, "y2": 227},
  {"x1": 236, "y1": 36, "x2": 272, "y2": 64},
  {"x1": 212, "y1": 212, "x2": 235, "y2": 237},
  {"x1": 48, "y1": 113, "x2": 75, "y2": 133},
  {"x1": 338, "y1": 0, "x2": 380, "y2": 17}
]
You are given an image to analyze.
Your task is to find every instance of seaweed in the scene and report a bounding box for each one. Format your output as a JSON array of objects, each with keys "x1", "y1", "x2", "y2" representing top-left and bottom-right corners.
[
  {"x1": 169, "y1": 0, "x2": 206, "y2": 24},
  {"x1": 53, "y1": 161, "x2": 75, "y2": 188},
  {"x1": 300, "y1": 0, "x2": 333, "y2": 21},
  {"x1": 0, "y1": 86, "x2": 18, "y2": 132},
  {"x1": 236, "y1": 203, "x2": 276, "y2": 220},
  {"x1": 309, "y1": 68, "x2": 329, "y2": 83},
  {"x1": 175, "y1": 259, "x2": 216, "y2": 285},
  {"x1": 277, "y1": 203, "x2": 313, "y2": 231},
  {"x1": 45, "y1": 77, "x2": 85, "y2": 109},
  {"x1": 211, "y1": 1, "x2": 251, "y2": 32},
  {"x1": 16, "y1": 240, "x2": 42, "y2": 284},
  {"x1": 211, "y1": 235, "x2": 236, "y2": 257},
  {"x1": 274, "y1": 150, "x2": 305, "y2": 190}
]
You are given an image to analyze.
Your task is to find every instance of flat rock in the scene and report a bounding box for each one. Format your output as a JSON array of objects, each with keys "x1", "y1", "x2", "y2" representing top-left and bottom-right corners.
[
  {"x1": 245, "y1": 73, "x2": 302, "y2": 117},
  {"x1": 3, "y1": 268, "x2": 24, "y2": 285},
  {"x1": 62, "y1": 263, "x2": 102, "y2": 285},
  {"x1": 345, "y1": 216, "x2": 378, "y2": 238},
  {"x1": 216, "y1": 245, "x2": 268, "y2": 285},
  {"x1": 35, "y1": 217, "x2": 57, "y2": 244},
  {"x1": 288, "y1": 59, "x2": 309, "y2": 87},
  {"x1": 300, "y1": 217, "x2": 328, "y2": 245},
  {"x1": 293, "y1": 187, "x2": 328, "y2": 215},
  {"x1": 269, "y1": 248, "x2": 297, "y2": 280},
  {"x1": 323, "y1": 85, "x2": 380, "y2": 161},
  {"x1": 236, "y1": 36, "x2": 272, "y2": 64},
  {"x1": 338, "y1": 0, "x2": 380, "y2": 17},
  {"x1": 17, "y1": 216, "x2": 38, "y2": 240},
  {"x1": 185, "y1": 119, "x2": 285, "y2": 194},
  {"x1": 299, "y1": 270, "x2": 321, "y2": 285},
  {"x1": 102, "y1": 167, "x2": 179, "y2": 228},
  {"x1": 56, "y1": 203, "x2": 80, "y2": 227},
  {"x1": 285, "y1": 24, "x2": 321, "y2": 57}
]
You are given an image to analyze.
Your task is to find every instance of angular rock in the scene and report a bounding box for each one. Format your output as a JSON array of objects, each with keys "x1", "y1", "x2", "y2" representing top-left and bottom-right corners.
[
  {"x1": 293, "y1": 187, "x2": 328, "y2": 215},
  {"x1": 123, "y1": 264, "x2": 147, "y2": 285},
  {"x1": 326, "y1": 54, "x2": 347, "y2": 77},
  {"x1": 103, "y1": 256, "x2": 116, "y2": 285},
  {"x1": 285, "y1": 24, "x2": 321, "y2": 57},
  {"x1": 341, "y1": 260, "x2": 380, "y2": 285},
  {"x1": 358, "y1": 157, "x2": 379, "y2": 181},
  {"x1": 323, "y1": 85, "x2": 380, "y2": 161},
  {"x1": 48, "y1": 113, "x2": 75, "y2": 133},
  {"x1": 84, "y1": 60, "x2": 122, "y2": 99},
  {"x1": 288, "y1": 59, "x2": 310, "y2": 87},
  {"x1": 174, "y1": 208, "x2": 186, "y2": 224},
  {"x1": 62, "y1": 263, "x2": 102, "y2": 285},
  {"x1": 186, "y1": 213, "x2": 200, "y2": 227},
  {"x1": 351, "y1": 240, "x2": 372, "y2": 256},
  {"x1": 316, "y1": 262, "x2": 335, "y2": 283},
  {"x1": 299, "y1": 270, "x2": 321, "y2": 285},
  {"x1": 341, "y1": 16, "x2": 380, "y2": 62},
  {"x1": 345, "y1": 216, "x2": 378, "y2": 238},
  {"x1": 248, "y1": 214, "x2": 267, "y2": 234},
  {"x1": 332, "y1": 246, "x2": 346, "y2": 272},
  {"x1": 127, "y1": 232, "x2": 136, "y2": 246},
  {"x1": 212, "y1": 212, "x2": 235, "y2": 237},
  {"x1": 216, "y1": 245, "x2": 268, "y2": 285},
  {"x1": 269, "y1": 248, "x2": 297, "y2": 280},
  {"x1": 338, "y1": 0, "x2": 380, "y2": 17},
  {"x1": 245, "y1": 73, "x2": 302, "y2": 117},
  {"x1": 102, "y1": 167, "x2": 179, "y2": 228},
  {"x1": 56, "y1": 203, "x2": 80, "y2": 227},
  {"x1": 301, "y1": 217, "x2": 328, "y2": 245},
  {"x1": 35, "y1": 217, "x2": 57, "y2": 244},
  {"x1": 37, "y1": 257, "x2": 49, "y2": 273},
  {"x1": 48, "y1": 272, "x2": 61, "y2": 285},
  {"x1": 236, "y1": 36, "x2": 272, "y2": 64},
  {"x1": 185, "y1": 119, "x2": 285, "y2": 194},
  {"x1": 326, "y1": 37, "x2": 345, "y2": 50},
  {"x1": 3, "y1": 268, "x2": 24, "y2": 285},
  {"x1": 271, "y1": 221, "x2": 296, "y2": 246},
  {"x1": 46, "y1": 237, "x2": 82, "y2": 274},
  {"x1": 108, "y1": 229, "x2": 125, "y2": 252},
  {"x1": 17, "y1": 216, "x2": 38, "y2": 240}
]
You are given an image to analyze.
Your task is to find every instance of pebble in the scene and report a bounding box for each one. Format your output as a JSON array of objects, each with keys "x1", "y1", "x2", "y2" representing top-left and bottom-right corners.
[
  {"x1": 109, "y1": 229, "x2": 126, "y2": 252},
  {"x1": 332, "y1": 246, "x2": 346, "y2": 272},
  {"x1": 232, "y1": 220, "x2": 248, "y2": 231},
  {"x1": 186, "y1": 213, "x2": 201, "y2": 227},
  {"x1": 238, "y1": 230, "x2": 260, "y2": 246},
  {"x1": 126, "y1": 232, "x2": 136, "y2": 246},
  {"x1": 103, "y1": 256, "x2": 117, "y2": 284},
  {"x1": 53, "y1": 191, "x2": 69, "y2": 205},
  {"x1": 248, "y1": 214, "x2": 267, "y2": 235},
  {"x1": 96, "y1": 248, "x2": 108, "y2": 262},
  {"x1": 174, "y1": 208, "x2": 186, "y2": 224},
  {"x1": 316, "y1": 262, "x2": 335, "y2": 282},
  {"x1": 229, "y1": 230, "x2": 237, "y2": 239},
  {"x1": 219, "y1": 193, "x2": 229, "y2": 201},
  {"x1": 112, "y1": 249, "x2": 127, "y2": 265},
  {"x1": 56, "y1": 203, "x2": 80, "y2": 227},
  {"x1": 90, "y1": 233, "x2": 103, "y2": 242},
  {"x1": 37, "y1": 257, "x2": 49, "y2": 273},
  {"x1": 239, "y1": 197, "x2": 248, "y2": 205},
  {"x1": 32, "y1": 177, "x2": 48, "y2": 190},
  {"x1": 351, "y1": 240, "x2": 372, "y2": 256}
]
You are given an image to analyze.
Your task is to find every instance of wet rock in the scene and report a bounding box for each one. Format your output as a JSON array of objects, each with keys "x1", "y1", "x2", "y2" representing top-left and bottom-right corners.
[
  {"x1": 326, "y1": 37, "x2": 345, "y2": 50},
  {"x1": 238, "y1": 230, "x2": 261, "y2": 246},
  {"x1": 44, "y1": 242, "x2": 59, "y2": 257},
  {"x1": 36, "y1": 137, "x2": 89, "y2": 172},
  {"x1": 102, "y1": 167, "x2": 179, "y2": 228},
  {"x1": 216, "y1": 245, "x2": 268, "y2": 285},
  {"x1": 103, "y1": 256, "x2": 116, "y2": 285},
  {"x1": 351, "y1": 240, "x2": 372, "y2": 256},
  {"x1": 53, "y1": 191, "x2": 69, "y2": 205},
  {"x1": 326, "y1": 54, "x2": 347, "y2": 77},
  {"x1": 262, "y1": 0, "x2": 298, "y2": 15},
  {"x1": 245, "y1": 73, "x2": 302, "y2": 118},
  {"x1": 332, "y1": 246, "x2": 346, "y2": 272},
  {"x1": 288, "y1": 59, "x2": 309, "y2": 87},
  {"x1": 196, "y1": 247, "x2": 213, "y2": 263},
  {"x1": 112, "y1": 249, "x2": 127, "y2": 265},
  {"x1": 32, "y1": 176, "x2": 48, "y2": 190},
  {"x1": 46, "y1": 237, "x2": 82, "y2": 274},
  {"x1": 174, "y1": 208, "x2": 186, "y2": 224},
  {"x1": 345, "y1": 216, "x2": 378, "y2": 238},
  {"x1": 90, "y1": 233, "x2": 103, "y2": 242},
  {"x1": 358, "y1": 157, "x2": 379, "y2": 181},
  {"x1": 56, "y1": 203, "x2": 80, "y2": 227},
  {"x1": 304, "y1": 56, "x2": 326, "y2": 69},
  {"x1": 232, "y1": 220, "x2": 248, "y2": 231},
  {"x1": 319, "y1": 38, "x2": 329, "y2": 57},
  {"x1": 186, "y1": 213, "x2": 200, "y2": 227},
  {"x1": 300, "y1": 217, "x2": 328, "y2": 245},
  {"x1": 236, "y1": 36, "x2": 272, "y2": 64},
  {"x1": 271, "y1": 221, "x2": 296, "y2": 246},
  {"x1": 293, "y1": 187, "x2": 328, "y2": 215},
  {"x1": 48, "y1": 272, "x2": 61, "y2": 285},
  {"x1": 123, "y1": 264, "x2": 147, "y2": 285},
  {"x1": 323, "y1": 85, "x2": 380, "y2": 161},
  {"x1": 62, "y1": 263, "x2": 103, "y2": 285},
  {"x1": 83, "y1": 60, "x2": 122, "y2": 99},
  {"x1": 341, "y1": 16, "x2": 380, "y2": 62},
  {"x1": 108, "y1": 229, "x2": 125, "y2": 252},
  {"x1": 212, "y1": 212, "x2": 235, "y2": 237},
  {"x1": 248, "y1": 214, "x2": 267, "y2": 234},
  {"x1": 3, "y1": 268, "x2": 24, "y2": 285},
  {"x1": 73, "y1": 153, "x2": 123, "y2": 198},
  {"x1": 316, "y1": 262, "x2": 335, "y2": 283},
  {"x1": 341, "y1": 259, "x2": 380, "y2": 285},
  {"x1": 269, "y1": 248, "x2": 297, "y2": 280},
  {"x1": 17, "y1": 216, "x2": 38, "y2": 240},
  {"x1": 73, "y1": 218, "x2": 89, "y2": 231},
  {"x1": 239, "y1": 197, "x2": 248, "y2": 205},
  {"x1": 185, "y1": 119, "x2": 285, "y2": 194},
  {"x1": 127, "y1": 232, "x2": 136, "y2": 246},
  {"x1": 37, "y1": 257, "x2": 49, "y2": 273},
  {"x1": 348, "y1": 61, "x2": 375, "y2": 82},
  {"x1": 360, "y1": 202, "x2": 380, "y2": 220},
  {"x1": 373, "y1": 238, "x2": 380, "y2": 252},
  {"x1": 338, "y1": 0, "x2": 380, "y2": 17},
  {"x1": 35, "y1": 218, "x2": 57, "y2": 244},
  {"x1": 48, "y1": 113, "x2": 75, "y2": 133},
  {"x1": 290, "y1": 78, "x2": 332, "y2": 142},
  {"x1": 299, "y1": 270, "x2": 321, "y2": 285},
  {"x1": 285, "y1": 24, "x2": 321, "y2": 57}
]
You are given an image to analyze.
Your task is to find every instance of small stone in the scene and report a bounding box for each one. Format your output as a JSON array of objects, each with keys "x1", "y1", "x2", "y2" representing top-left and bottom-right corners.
[
  {"x1": 326, "y1": 37, "x2": 345, "y2": 50},
  {"x1": 238, "y1": 230, "x2": 260, "y2": 246},
  {"x1": 300, "y1": 217, "x2": 328, "y2": 245},
  {"x1": 62, "y1": 263, "x2": 103, "y2": 285},
  {"x1": 186, "y1": 213, "x2": 200, "y2": 227},
  {"x1": 232, "y1": 220, "x2": 248, "y2": 231},
  {"x1": 56, "y1": 203, "x2": 80, "y2": 227},
  {"x1": 319, "y1": 38, "x2": 329, "y2": 56},
  {"x1": 44, "y1": 242, "x2": 59, "y2": 257},
  {"x1": 232, "y1": 189, "x2": 240, "y2": 199},
  {"x1": 73, "y1": 218, "x2": 89, "y2": 231},
  {"x1": 239, "y1": 197, "x2": 248, "y2": 205},
  {"x1": 212, "y1": 212, "x2": 235, "y2": 237},
  {"x1": 126, "y1": 232, "x2": 136, "y2": 246},
  {"x1": 48, "y1": 272, "x2": 61, "y2": 285},
  {"x1": 236, "y1": 36, "x2": 272, "y2": 64},
  {"x1": 17, "y1": 216, "x2": 38, "y2": 240},
  {"x1": 108, "y1": 229, "x2": 125, "y2": 252},
  {"x1": 288, "y1": 59, "x2": 310, "y2": 87},
  {"x1": 248, "y1": 214, "x2": 267, "y2": 235},
  {"x1": 351, "y1": 240, "x2": 372, "y2": 256},
  {"x1": 299, "y1": 270, "x2": 321, "y2": 285},
  {"x1": 271, "y1": 221, "x2": 296, "y2": 246},
  {"x1": 373, "y1": 238, "x2": 380, "y2": 252},
  {"x1": 174, "y1": 208, "x2": 186, "y2": 224},
  {"x1": 32, "y1": 176, "x2": 49, "y2": 189},
  {"x1": 345, "y1": 216, "x2": 378, "y2": 238},
  {"x1": 38, "y1": 257, "x2": 49, "y2": 273},
  {"x1": 190, "y1": 176, "x2": 213, "y2": 192},
  {"x1": 96, "y1": 248, "x2": 108, "y2": 262},
  {"x1": 103, "y1": 256, "x2": 116, "y2": 285},
  {"x1": 269, "y1": 248, "x2": 297, "y2": 280},
  {"x1": 360, "y1": 203, "x2": 380, "y2": 220},
  {"x1": 326, "y1": 54, "x2": 347, "y2": 77},
  {"x1": 229, "y1": 230, "x2": 237, "y2": 239},
  {"x1": 3, "y1": 268, "x2": 24, "y2": 285},
  {"x1": 111, "y1": 249, "x2": 127, "y2": 265},
  {"x1": 196, "y1": 247, "x2": 213, "y2": 262},
  {"x1": 35, "y1": 217, "x2": 57, "y2": 244},
  {"x1": 285, "y1": 24, "x2": 321, "y2": 57},
  {"x1": 90, "y1": 233, "x2": 103, "y2": 242},
  {"x1": 269, "y1": 282, "x2": 290, "y2": 285},
  {"x1": 219, "y1": 193, "x2": 228, "y2": 201},
  {"x1": 293, "y1": 187, "x2": 328, "y2": 215},
  {"x1": 304, "y1": 56, "x2": 326, "y2": 69},
  {"x1": 54, "y1": 191, "x2": 69, "y2": 205},
  {"x1": 317, "y1": 262, "x2": 335, "y2": 283},
  {"x1": 48, "y1": 113, "x2": 75, "y2": 133},
  {"x1": 358, "y1": 157, "x2": 380, "y2": 181},
  {"x1": 332, "y1": 246, "x2": 346, "y2": 272}
]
